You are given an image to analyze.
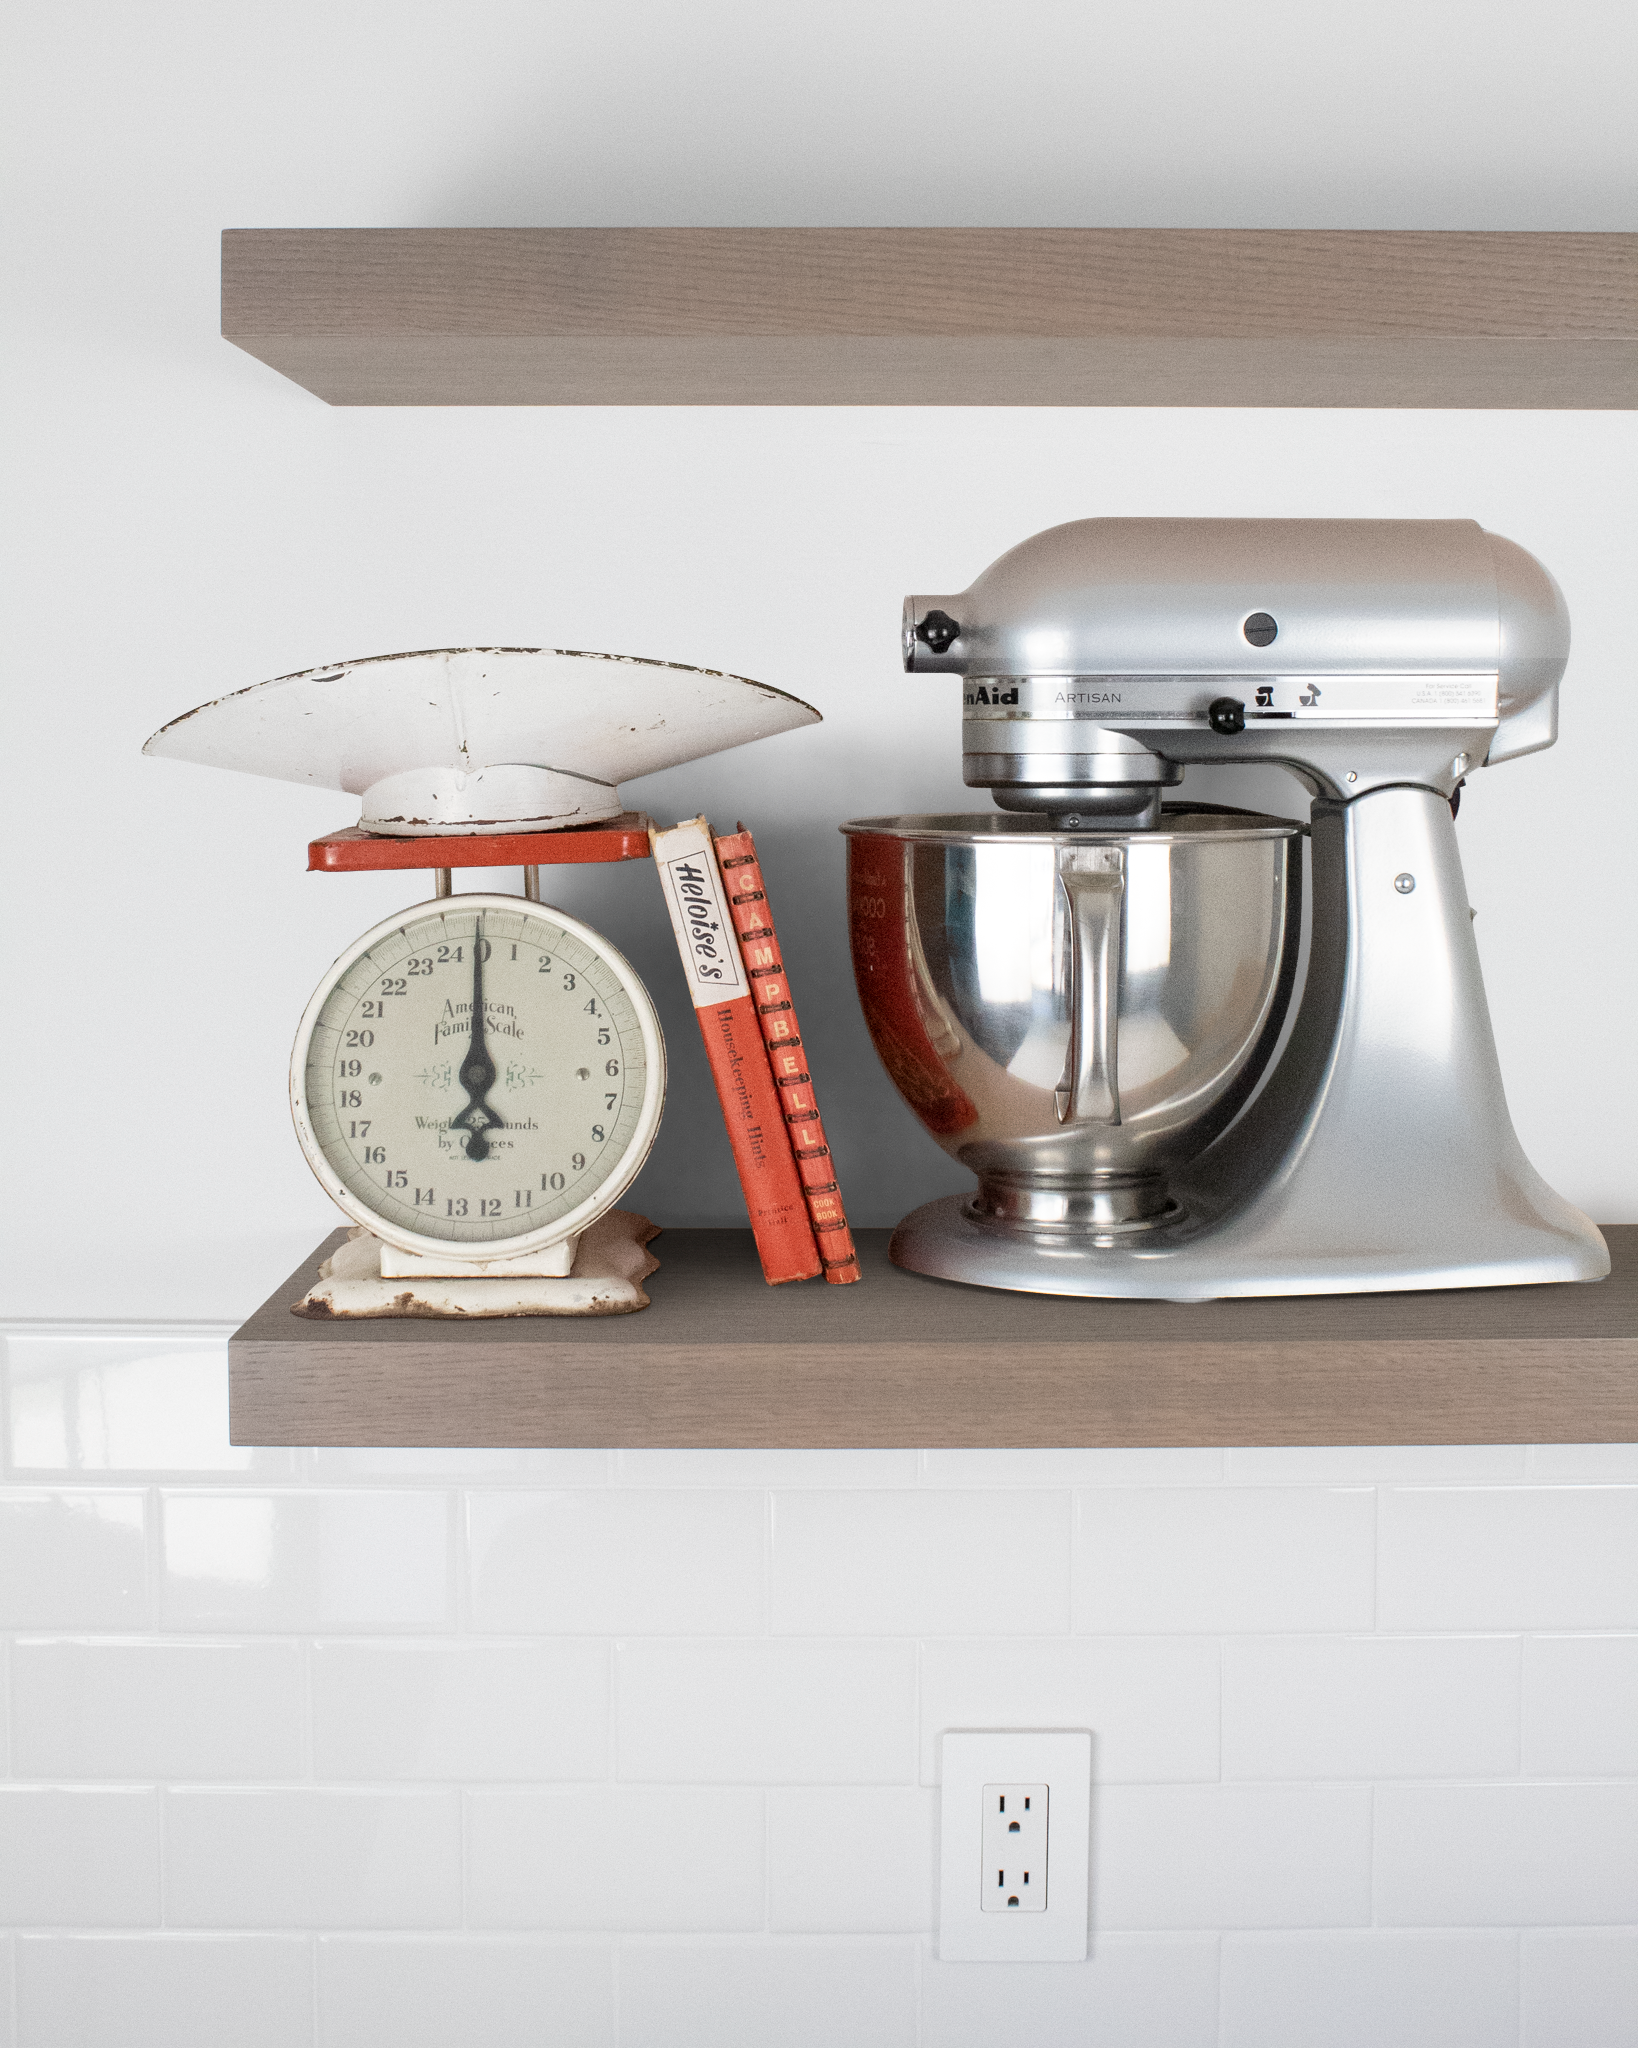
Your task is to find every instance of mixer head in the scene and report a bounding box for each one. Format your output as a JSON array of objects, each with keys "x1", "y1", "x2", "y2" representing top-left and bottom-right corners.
[{"x1": 904, "y1": 519, "x2": 1569, "y2": 827}]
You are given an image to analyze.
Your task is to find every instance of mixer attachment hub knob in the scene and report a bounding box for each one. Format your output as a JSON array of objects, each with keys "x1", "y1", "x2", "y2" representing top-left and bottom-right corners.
[
  {"x1": 915, "y1": 609, "x2": 962, "y2": 654},
  {"x1": 1208, "y1": 696, "x2": 1247, "y2": 735}
]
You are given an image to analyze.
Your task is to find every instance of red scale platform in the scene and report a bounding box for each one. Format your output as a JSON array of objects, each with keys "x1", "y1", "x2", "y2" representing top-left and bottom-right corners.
[{"x1": 308, "y1": 813, "x2": 654, "y2": 872}]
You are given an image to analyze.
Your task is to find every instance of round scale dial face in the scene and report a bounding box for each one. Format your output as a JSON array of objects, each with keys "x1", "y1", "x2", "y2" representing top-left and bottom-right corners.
[{"x1": 291, "y1": 895, "x2": 664, "y2": 1255}]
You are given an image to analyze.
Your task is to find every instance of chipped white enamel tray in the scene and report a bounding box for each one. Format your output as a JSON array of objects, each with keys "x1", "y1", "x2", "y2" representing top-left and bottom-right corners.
[{"x1": 143, "y1": 646, "x2": 821, "y2": 835}]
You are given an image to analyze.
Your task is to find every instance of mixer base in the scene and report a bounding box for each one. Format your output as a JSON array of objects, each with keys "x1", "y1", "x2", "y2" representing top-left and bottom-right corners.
[{"x1": 890, "y1": 1194, "x2": 1610, "y2": 1303}]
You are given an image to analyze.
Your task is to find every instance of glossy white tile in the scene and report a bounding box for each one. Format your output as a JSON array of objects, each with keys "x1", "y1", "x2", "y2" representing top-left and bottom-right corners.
[
  {"x1": 615, "y1": 1449, "x2": 920, "y2": 1487},
  {"x1": 467, "y1": 1491, "x2": 764, "y2": 1634},
  {"x1": 1096, "y1": 1784, "x2": 1373, "y2": 1929},
  {"x1": 161, "y1": 1492, "x2": 453, "y2": 1632},
  {"x1": 1220, "y1": 1932, "x2": 1519, "y2": 2048},
  {"x1": 0, "y1": 1788, "x2": 159, "y2": 1926},
  {"x1": 1526, "y1": 1443, "x2": 1638, "y2": 1480},
  {"x1": 466, "y1": 1788, "x2": 764, "y2": 1930},
  {"x1": 308, "y1": 1446, "x2": 609, "y2": 1484},
  {"x1": 770, "y1": 1490, "x2": 1071, "y2": 1635},
  {"x1": 1522, "y1": 1634, "x2": 1638, "y2": 1776},
  {"x1": 919, "y1": 1448, "x2": 1225, "y2": 1486},
  {"x1": 317, "y1": 1938, "x2": 613, "y2": 2048},
  {"x1": 918, "y1": 1636, "x2": 1220, "y2": 1784},
  {"x1": 617, "y1": 1940, "x2": 918, "y2": 2048},
  {"x1": 1521, "y1": 1929, "x2": 1638, "y2": 2048},
  {"x1": 11, "y1": 1639, "x2": 303, "y2": 1780},
  {"x1": 1226, "y1": 1445, "x2": 1526, "y2": 1484},
  {"x1": 5, "y1": 1336, "x2": 290, "y2": 1476},
  {"x1": 1375, "y1": 1785, "x2": 1638, "y2": 1925},
  {"x1": 1222, "y1": 1635, "x2": 1520, "y2": 1779},
  {"x1": 14, "y1": 1935, "x2": 312, "y2": 2048},
  {"x1": 0, "y1": 1491, "x2": 148, "y2": 1629},
  {"x1": 164, "y1": 1791, "x2": 462, "y2": 1928},
  {"x1": 311, "y1": 1641, "x2": 608, "y2": 1782},
  {"x1": 921, "y1": 1935, "x2": 1221, "y2": 2048},
  {"x1": 616, "y1": 1639, "x2": 915, "y2": 1783},
  {"x1": 1075, "y1": 1487, "x2": 1375, "y2": 1633},
  {"x1": 1378, "y1": 1487, "x2": 1638, "y2": 1630},
  {"x1": 767, "y1": 1787, "x2": 935, "y2": 1931}
]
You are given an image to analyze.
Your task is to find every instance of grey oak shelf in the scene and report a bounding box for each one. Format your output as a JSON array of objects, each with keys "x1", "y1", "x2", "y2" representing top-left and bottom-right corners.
[
  {"x1": 229, "y1": 1225, "x2": 1638, "y2": 1449},
  {"x1": 221, "y1": 228, "x2": 1638, "y2": 410}
]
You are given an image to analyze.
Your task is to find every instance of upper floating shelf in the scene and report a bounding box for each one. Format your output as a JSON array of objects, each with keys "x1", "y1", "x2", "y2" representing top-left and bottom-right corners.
[{"x1": 221, "y1": 228, "x2": 1638, "y2": 409}]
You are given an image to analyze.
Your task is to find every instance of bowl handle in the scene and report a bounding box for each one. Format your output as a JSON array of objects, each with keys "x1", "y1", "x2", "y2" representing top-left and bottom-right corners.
[{"x1": 1056, "y1": 858, "x2": 1125, "y2": 1127}]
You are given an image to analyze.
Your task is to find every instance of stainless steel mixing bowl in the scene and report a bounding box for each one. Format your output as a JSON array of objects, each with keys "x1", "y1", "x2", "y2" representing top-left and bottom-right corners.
[{"x1": 843, "y1": 808, "x2": 1303, "y2": 1232}]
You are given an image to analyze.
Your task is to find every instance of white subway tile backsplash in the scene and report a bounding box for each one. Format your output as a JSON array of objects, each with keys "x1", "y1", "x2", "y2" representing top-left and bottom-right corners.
[
  {"x1": 1220, "y1": 1932, "x2": 1519, "y2": 2048},
  {"x1": 918, "y1": 1636, "x2": 1220, "y2": 1784},
  {"x1": 467, "y1": 1491, "x2": 764, "y2": 1634},
  {"x1": 4, "y1": 1336, "x2": 291, "y2": 1476},
  {"x1": 1526, "y1": 1443, "x2": 1638, "y2": 1480},
  {"x1": 10, "y1": 1639, "x2": 304, "y2": 1781},
  {"x1": 1096, "y1": 1784, "x2": 1373, "y2": 1929},
  {"x1": 616, "y1": 1449, "x2": 920, "y2": 1487},
  {"x1": 317, "y1": 1938, "x2": 613, "y2": 2048},
  {"x1": 1378, "y1": 1486, "x2": 1638, "y2": 1630},
  {"x1": 1375, "y1": 1785, "x2": 1638, "y2": 1925},
  {"x1": 1521, "y1": 1929, "x2": 1638, "y2": 2048},
  {"x1": 308, "y1": 1447, "x2": 610, "y2": 1484},
  {"x1": 0, "y1": 1789, "x2": 159, "y2": 1926},
  {"x1": 1522, "y1": 1635, "x2": 1638, "y2": 1776},
  {"x1": 0, "y1": 1491, "x2": 148, "y2": 1630},
  {"x1": 1225, "y1": 1445, "x2": 1527, "y2": 1483},
  {"x1": 1222, "y1": 1635, "x2": 1520, "y2": 1780},
  {"x1": 466, "y1": 1788, "x2": 764, "y2": 1930},
  {"x1": 616, "y1": 1639, "x2": 915, "y2": 1784},
  {"x1": 311, "y1": 1641, "x2": 608, "y2": 1782},
  {"x1": 767, "y1": 1788, "x2": 935, "y2": 1930},
  {"x1": 1075, "y1": 1487, "x2": 1375, "y2": 1633},
  {"x1": 163, "y1": 1791, "x2": 462, "y2": 1928},
  {"x1": 160, "y1": 1492, "x2": 453, "y2": 1632},
  {"x1": 770, "y1": 1490, "x2": 1071, "y2": 1635},
  {"x1": 14, "y1": 1936, "x2": 312, "y2": 2048},
  {"x1": 921, "y1": 1935, "x2": 1220, "y2": 2048},
  {"x1": 1, "y1": 1318, "x2": 1635, "y2": 2048},
  {"x1": 617, "y1": 1940, "x2": 918, "y2": 2048},
  {"x1": 920, "y1": 1448, "x2": 1225, "y2": 1485}
]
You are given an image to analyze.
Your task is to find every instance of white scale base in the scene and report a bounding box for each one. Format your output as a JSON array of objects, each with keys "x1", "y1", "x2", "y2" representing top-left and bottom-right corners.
[{"x1": 293, "y1": 1208, "x2": 660, "y2": 1318}]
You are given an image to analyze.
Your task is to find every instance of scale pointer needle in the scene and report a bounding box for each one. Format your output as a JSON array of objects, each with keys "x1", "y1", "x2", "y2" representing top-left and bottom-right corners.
[{"x1": 450, "y1": 917, "x2": 504, "y2": 1161}]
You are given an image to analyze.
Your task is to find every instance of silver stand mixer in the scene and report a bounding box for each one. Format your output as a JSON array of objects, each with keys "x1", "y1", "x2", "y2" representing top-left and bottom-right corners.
[{"x1": 843, "y1": 518, "x2": 1608, "y2": 1300}]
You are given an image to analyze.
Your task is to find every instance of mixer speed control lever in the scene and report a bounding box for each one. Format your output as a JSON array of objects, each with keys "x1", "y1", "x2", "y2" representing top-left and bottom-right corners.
[{"x1": 1208, "y1": 696, "x2": 1247, "y2": 735}]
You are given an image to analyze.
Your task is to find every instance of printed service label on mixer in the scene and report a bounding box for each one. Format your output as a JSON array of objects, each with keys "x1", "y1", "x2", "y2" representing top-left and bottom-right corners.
[{"x1": 962, "y1": 675, "x2": 1500, "y2": 723}]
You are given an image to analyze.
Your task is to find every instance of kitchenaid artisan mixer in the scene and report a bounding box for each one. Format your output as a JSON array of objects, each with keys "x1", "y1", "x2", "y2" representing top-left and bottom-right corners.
[{"x1": 843, "y1": 517, "x2": 1607, "y2": 1300}]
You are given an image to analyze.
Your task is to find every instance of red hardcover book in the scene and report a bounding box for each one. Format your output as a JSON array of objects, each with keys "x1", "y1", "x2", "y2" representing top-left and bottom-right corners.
[
  {"x1": 714, "y1": 827, "x2": 862, "y2": 1285},
  {"x1": 651, "y1": 817, "x2": 823, "y2": 1285}
]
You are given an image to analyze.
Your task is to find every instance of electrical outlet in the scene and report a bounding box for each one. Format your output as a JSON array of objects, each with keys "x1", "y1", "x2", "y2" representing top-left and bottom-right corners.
[
  {"x1": 939, "y1": 1731, "x2": 1090, "y2": 1962},
  {"x1": 982, "y1": 1783, "x2": 1048, "y2": 1911}
]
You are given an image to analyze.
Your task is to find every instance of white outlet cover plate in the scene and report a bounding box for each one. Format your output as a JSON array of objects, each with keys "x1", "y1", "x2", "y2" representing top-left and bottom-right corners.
[{"x1": 938, "y1": 1729, "x2": 1092, "y2": 1962}]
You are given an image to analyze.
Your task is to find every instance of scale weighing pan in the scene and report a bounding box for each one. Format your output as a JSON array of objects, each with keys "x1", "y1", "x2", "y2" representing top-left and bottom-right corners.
[{"x1": 143, "y1": 645, "x2": 822, "y2": 835}]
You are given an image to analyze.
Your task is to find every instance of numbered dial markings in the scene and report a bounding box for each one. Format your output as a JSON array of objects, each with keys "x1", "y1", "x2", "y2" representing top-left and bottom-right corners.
[{"x1": 296, "y1": 901, "x2": 658, "y2": 1247}]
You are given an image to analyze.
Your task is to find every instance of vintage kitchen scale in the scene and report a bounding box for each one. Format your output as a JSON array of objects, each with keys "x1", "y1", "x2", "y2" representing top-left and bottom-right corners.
[
  {"x1": 145, "y1": 646, "x2": 820, "y2": 1315},
  {"x1": 846, "y1": 516, "x2": 1608, "y2": 1301}
]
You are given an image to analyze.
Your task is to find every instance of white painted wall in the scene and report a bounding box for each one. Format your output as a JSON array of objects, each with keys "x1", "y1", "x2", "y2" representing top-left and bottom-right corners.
[
  {"x1": 3, "y1": 1, "x2": 1636, "y2": 2041},
  {"x1": 3, "y1": 0, "x2": 1637, "y2": 1315}
]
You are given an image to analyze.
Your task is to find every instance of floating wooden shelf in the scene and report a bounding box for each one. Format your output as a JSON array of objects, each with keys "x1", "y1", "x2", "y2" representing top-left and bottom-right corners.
[
  {"x1": 229, "y1": 1225, "x2": 1638, "y2": 1449},
  {"x1": 220, "y1": 229, "x2": 1638, "y2": 410}
]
